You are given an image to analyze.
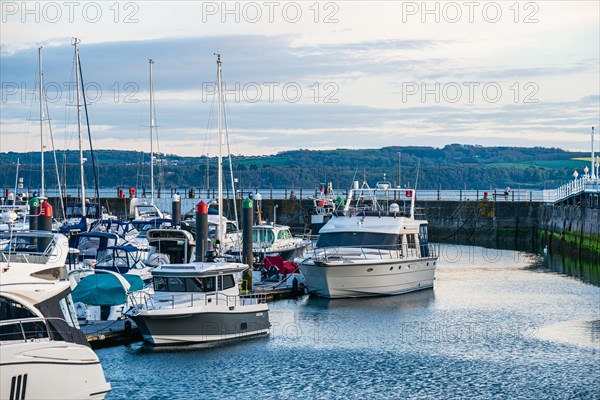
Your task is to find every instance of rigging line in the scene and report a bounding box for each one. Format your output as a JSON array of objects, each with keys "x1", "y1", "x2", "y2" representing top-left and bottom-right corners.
[
  {"x1": 20, "y1": 61, "x2": 39, "y2": 190},
  {"x1": 152, "y1": 84, "x2": 165, "y2": 195},
  {"x1": 62, "y1": 54, "x2": 77, "y2": 190},
  {"x1": 77, "y1": 53, "x2": 101, "y2": 204},
  {"x1": 222, "y1": 90, "x2": 239, "y2": 233},
  {"x1": 43, "y1": 73, "x2": 66, "y2": 219},
  {"x1": 202, "y1": 84, "x2": 217, "y2": 192}
]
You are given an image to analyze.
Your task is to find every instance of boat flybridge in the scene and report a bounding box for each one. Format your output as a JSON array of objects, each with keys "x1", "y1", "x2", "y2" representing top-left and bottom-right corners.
[
  {"x1": 296, "y1": 181, "x2": 438, "y2": 298},
  {"x1": 0, "y1": 230, "x2": 111, "y2": 399}
]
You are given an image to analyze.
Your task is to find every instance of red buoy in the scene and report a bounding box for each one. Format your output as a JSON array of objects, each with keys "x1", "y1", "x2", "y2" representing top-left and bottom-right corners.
[
  {"x1": 118, "y1": 189, "x2": 125, "y2": 199},
  {"x1": 405, "y1": 190, "x2": 413, "y2": 198},
  {"x1": 129, "y1": 187, "x2": 136, "y2": 196}
]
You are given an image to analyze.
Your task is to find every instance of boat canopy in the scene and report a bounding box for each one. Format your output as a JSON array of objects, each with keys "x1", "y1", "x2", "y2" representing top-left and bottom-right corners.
[{"x1": 71, "y1": 272, "x2": 144, "y2": 306}]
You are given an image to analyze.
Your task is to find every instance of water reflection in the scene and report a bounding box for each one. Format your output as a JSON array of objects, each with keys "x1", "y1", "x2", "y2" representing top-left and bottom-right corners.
[
  {"x1": 438, "y1": 238, "x2": 600, "y2": 286},
  {"x1": 304, "y1": 289, "x2": 435, "y2": 311},
  {"x1": 535, "y1": 250, "x2": 600, "y2": 286}
]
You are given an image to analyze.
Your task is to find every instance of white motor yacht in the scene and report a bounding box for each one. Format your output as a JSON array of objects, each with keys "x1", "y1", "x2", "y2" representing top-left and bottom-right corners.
[
  {"x1": 127, "y1": 262, "x2": 270, "y2": 345},
  {"x1": 296, "y1": 181, "x2": 438, "y2": 298},
  {"x1": 230, "y1": 223, "x2": 311, "y2": 263},
  {"x1": 0, "y1": 230, "x2": 111, "y2": 399}
]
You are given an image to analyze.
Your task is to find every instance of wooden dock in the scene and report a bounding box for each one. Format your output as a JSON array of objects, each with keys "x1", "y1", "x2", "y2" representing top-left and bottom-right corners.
[{"x1": 80, "y1": 319, "x2": 141, "y2": 349}]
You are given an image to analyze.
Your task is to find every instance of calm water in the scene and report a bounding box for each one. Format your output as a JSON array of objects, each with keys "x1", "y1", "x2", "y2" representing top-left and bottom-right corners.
[{"x1": 97, "y1": 245, "x2": 600, "y2": 399}]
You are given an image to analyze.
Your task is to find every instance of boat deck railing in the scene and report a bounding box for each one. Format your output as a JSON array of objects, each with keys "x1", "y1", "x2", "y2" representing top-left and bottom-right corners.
[
  {"x1": 0, "y1": 317, "x2": 81, "y2": 344},
  {"x1": 131, "y1": 290, "x2": 267, "y2": 311},
  {"x1": 305, "y1": 243, "x2": 437, "y2": 262},
  {"x1": 0, "y1": 234, "x2": 62, "y2": 264}
]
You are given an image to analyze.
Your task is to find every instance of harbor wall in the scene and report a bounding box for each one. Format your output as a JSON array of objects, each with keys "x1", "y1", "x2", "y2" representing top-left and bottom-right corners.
[
  {"x1": 537, "y1": 205, "x2": 600, "y2": 260},
  {"x1": 48, "y1": 197, "x2": 598, "y2": 259}
]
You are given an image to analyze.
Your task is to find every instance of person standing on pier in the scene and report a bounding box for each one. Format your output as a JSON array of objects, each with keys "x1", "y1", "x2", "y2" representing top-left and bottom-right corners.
[{"x1": 504, "y1": 187, "x2": 511, "y2": 200}]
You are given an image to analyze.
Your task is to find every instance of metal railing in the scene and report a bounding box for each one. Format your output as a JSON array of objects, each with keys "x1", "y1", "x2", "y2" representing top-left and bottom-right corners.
[
  {"x1": 130, "y1": 290, "x2": 267, "y2": 312},
  {"x1": 0, "y1": 317, "x2": 80, "y2": 343},
  {"x1": 304, "y1": 243, "x2": 437, "y2": 263}
]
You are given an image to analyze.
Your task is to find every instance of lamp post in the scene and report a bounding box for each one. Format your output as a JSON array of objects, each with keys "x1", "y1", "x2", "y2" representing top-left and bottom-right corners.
[
  {"x1": 573, "y1": 170, "x2": 579, "y2": 180},
  {"x1": 397, "y1": 152, "x2": 402, "y2": 188}
]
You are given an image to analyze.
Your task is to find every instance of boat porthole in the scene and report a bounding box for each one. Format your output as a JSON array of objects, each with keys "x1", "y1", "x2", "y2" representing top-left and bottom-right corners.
[
  {"x1": 367, "y1": 268, "x2": 373, "y2": 272},
  {"x1": 427, "y1": 262, "x2": 429, "y2": 266},
  {"x1": 390, "y1": 266, "x2": 393, "y2": 271},
  {"x1": 398, "y1": 266, "x2": 401, "y2": 269}
]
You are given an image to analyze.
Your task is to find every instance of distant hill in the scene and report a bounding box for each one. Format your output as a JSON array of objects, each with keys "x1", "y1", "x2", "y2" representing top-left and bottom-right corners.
[{"x1": 0, "y1": 145, "x2": 590, "y2": 191}]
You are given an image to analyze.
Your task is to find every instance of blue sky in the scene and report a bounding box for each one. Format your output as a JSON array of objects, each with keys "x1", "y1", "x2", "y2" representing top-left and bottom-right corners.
[{"x1": 1, "y1": 1, "x2": 599, "y2": 156}]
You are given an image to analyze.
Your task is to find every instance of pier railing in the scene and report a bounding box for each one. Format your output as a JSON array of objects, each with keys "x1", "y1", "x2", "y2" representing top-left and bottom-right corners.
[{"x1": 541, "y1": 177, "x2": 600, "y2": 203}]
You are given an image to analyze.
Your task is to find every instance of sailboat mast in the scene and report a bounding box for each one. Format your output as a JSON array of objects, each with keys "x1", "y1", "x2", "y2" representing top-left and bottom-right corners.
[
  {"x1": 149, "y1": 59, "x2": 155, "y2": 206},
  {"x1": 216, "y1": 54, "x2": 224, "y2": 248},
  {"x1": 73, "y1": 38, "x2": 85, "y2": 216},
  {"x1": 38, "y1": 46, "x2": 45, "y2": 197}
]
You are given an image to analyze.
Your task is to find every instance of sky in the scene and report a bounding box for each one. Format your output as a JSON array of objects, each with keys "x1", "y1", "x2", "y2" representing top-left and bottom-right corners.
[{"x1": 1, "y1": 1, "x2": 599, "y2": 157}]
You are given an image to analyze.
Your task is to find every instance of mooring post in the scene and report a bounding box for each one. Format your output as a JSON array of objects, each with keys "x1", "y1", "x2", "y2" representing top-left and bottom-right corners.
[
  {"x1": 242, "y1": 197, "x2": 254, "y2": 289},
  {"x1": 37, "y1": 201, "x2": 53, "y2": 252},
  {"x1": 172, "y1": 193, "x2": 181, "y2": 226},
  {"x1": 195, "y1": 201, "x2": 208, "y2": 262}
]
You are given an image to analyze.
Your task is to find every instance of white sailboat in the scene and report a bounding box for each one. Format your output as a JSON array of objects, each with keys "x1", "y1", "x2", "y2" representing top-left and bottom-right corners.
[{"x1": 129, "y1": 59, "x2": 170, "y2": 222}]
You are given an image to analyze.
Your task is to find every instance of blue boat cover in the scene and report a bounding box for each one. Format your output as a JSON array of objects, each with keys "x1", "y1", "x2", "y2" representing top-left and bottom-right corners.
[{"x1": 71, "y1": 273, "x2": 144, "y2": 306}]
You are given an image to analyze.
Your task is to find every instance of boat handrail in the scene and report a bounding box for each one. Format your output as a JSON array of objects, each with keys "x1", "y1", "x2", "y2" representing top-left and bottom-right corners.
[
  {"x1": 0, "y1": 317, "x2": 81, "y2": 344},
  {"x1": 129, "y1": 290, "x2": 267, "y2": 312},
  {"x1": 307, "y1": 243, "x2": 437, "y2": 262}
]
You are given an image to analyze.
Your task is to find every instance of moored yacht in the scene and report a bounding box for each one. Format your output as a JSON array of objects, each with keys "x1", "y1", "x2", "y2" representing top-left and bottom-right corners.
[
  {"x1": 296, "y1": 181, "x2": 438, "y2": 298},
  {"x1": 0, "y1": 230, "x2": 111, "y2": 399},
  {"x1": 127, "y1": 262, "x2": 270, "y2": 345},
  {"x1": 230, "y1": 223, "x2": 311, "y2": 263}
]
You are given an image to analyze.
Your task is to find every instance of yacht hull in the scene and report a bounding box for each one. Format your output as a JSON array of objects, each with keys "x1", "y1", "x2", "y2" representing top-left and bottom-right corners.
[
  {"x1": 131, "y1": 306, "x2": 270, "y2": 345},
  {"x1": 0, "y1": 341, "x2": 111, "y2": 400},
  {"x1": 299, "y1": 257, "x2": 437, "y2": 298}
]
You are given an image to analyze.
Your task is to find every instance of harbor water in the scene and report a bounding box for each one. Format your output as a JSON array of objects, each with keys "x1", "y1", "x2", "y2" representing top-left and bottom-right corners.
[{"x1": 97, "y1": 245, "x2": 600, "y2": 399}]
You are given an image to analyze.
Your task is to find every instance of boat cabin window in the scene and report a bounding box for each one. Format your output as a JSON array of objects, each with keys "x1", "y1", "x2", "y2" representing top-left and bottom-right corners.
[
  {"x1": 317, "y1": 232, "x2": 399, "y2": 249},
  {"x1": 253, "y1": 229, "x2": 274, "y2": 244},
  {"x1": 2, "y1": 236, "x2": 39, "y2": 253},
  {"x1": 217, "y1": 274, "x2": 236, "y2": 290},
  {"x1": 151, "y1": 242, "x2": 187, "y2": 264},
  {"x1": 406, "y1": 234, "x2": 417, "y2": 249},
  {"x1": 153, "y1": 276, "x2": 216, "y2": 293},
  {"x1": 277, "y1": 229, "x2": 292, "y2": 240},
  {"x1": 226, "y1": 222, "x2": 238, "y2": 234},
  {"x1": 0, "y1": 296, "x2": 36, "y2": 320},
  {"x1": 419, "y1": 225, "x2": 429, "y2": 243}
]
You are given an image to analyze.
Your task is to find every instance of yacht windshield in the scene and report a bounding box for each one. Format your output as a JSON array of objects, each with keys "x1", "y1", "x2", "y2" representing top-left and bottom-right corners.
[{"x1": 316, "y1": 232, "x2": 399, "y2": 249}]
